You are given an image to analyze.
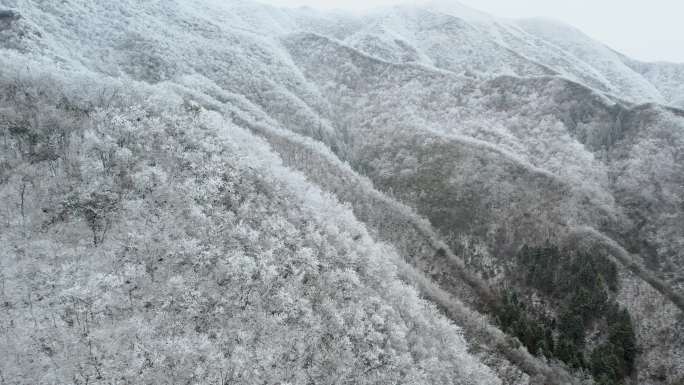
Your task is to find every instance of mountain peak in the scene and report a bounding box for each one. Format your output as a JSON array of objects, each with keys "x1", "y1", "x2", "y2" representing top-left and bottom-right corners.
[{"x1": 420, "y1": 0, "x2": 493, "y2": 21}]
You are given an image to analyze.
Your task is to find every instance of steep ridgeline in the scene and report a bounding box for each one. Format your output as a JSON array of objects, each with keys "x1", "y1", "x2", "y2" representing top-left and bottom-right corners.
[
  {"x1": 284, "y1": 24, "x2": 684, "y2": 385},
  {"x1": 0, "y1": 40, "x2": 504, "y2": 385},
  {"x1": 0, "y1": 1, "x2": 682, "y2": 385},
  {"x1": 623, "y1": 60, "x2": 684, "y2": 108}
]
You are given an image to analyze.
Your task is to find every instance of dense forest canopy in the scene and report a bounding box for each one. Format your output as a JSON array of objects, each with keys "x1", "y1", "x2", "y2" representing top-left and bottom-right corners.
[{"x1": 1, "y1": 1, "x2": 682, "y2": 384}]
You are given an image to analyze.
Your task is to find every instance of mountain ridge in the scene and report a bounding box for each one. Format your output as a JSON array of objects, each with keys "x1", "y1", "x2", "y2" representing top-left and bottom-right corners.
[{"x1": 1, "y1": 0, "x2": 682, "y2": 384}]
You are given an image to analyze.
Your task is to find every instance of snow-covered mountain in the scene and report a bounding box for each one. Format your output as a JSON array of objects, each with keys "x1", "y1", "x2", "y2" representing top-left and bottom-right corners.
[{"x1": 1, "y1": 1, "x2": 682, "y2": 384}]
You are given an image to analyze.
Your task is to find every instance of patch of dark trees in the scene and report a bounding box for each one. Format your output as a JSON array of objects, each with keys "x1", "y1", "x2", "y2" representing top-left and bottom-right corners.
[{"x1": 495, "y1": 245, "x2": 637, "y2": 385}]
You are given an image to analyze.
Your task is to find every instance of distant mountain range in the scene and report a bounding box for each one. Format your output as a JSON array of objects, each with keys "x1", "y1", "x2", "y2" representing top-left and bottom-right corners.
[{"x1": 1, "y1": 1, "x2": 682, "y2": 384}]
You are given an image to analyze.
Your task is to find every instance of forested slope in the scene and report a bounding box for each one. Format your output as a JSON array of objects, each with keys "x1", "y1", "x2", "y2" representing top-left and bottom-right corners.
[
  {"x1": 0, "y1": 53, "x2": 504, "y2": 384},
  {"x1": 1, "y1": 1, "x2": 682, "y2": 384}
]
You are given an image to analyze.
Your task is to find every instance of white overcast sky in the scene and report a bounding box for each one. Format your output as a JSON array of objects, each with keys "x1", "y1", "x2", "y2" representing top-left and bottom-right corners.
[{"x1": 259, "y1": 0, "x2": 684, "y2": 63}]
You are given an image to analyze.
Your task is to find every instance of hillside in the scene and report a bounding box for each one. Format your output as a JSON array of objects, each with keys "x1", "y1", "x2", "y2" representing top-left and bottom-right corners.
[{"x1": 0, "y1": 1, "x2": 682, "y2": 384}]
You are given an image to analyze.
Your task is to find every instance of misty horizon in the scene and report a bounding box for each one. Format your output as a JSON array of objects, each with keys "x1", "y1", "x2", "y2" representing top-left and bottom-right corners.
[{"x1": 259, "y1": 0, "x2": 684, "y2": 63}]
